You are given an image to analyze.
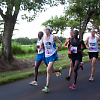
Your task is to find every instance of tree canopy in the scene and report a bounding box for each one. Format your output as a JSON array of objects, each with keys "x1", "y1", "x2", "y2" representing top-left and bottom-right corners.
[
  {"x1": 42, "y1": 15, "x2": 67, "y2": 34},
  {"x1": 42, "y1": 0, "x2": 100, "y2": 39},
  {"x1": 65, "y1": 0, "x2": 100, "y2": 38}
]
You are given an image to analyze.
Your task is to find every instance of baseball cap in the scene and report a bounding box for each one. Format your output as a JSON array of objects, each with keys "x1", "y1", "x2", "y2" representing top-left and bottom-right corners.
[{"x1": 46, "y1": 26, "x2": 51, "y2": 30}]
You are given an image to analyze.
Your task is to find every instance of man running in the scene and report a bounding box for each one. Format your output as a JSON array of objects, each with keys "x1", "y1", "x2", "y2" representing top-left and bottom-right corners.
[
  {"x1": 39, "y1": 26, "x2": 63, "y2": 93},
  {"x1": 64, "y1": 30, "x2": 74, "y2": 81},
  {"x1": 30, "y1": 31, "x2": 47, "y2": 86},
  {"x1": 85, "y1": 29, "x2": 100, "y2": 81},
  {"x1": 68, "y1": 30, "x2": 86, "y2": 90},
  {"x1": 65, "y1": 30, "x2": 84, "y2": 81}
]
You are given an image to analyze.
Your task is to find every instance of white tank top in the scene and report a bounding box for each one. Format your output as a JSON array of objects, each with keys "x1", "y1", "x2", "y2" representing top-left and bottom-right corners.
[
  {"x1": 89, "y1": 36, "x2": 98, "y2": 52},
  {"x1": 43, "y1": 34, "x2": 56, "y2": 57},
  {"x1": 37, "y1": 40, "x2": 44, "y2": 54}
]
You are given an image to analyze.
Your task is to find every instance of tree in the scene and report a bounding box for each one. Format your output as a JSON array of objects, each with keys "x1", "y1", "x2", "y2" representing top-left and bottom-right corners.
[
  {"x1": 0, "y1": 0, "x2": 65, "y2": 62},
  {"x1": 12, "y1": 37, "x2": 38, "y2": 45},
  {"x1": 42, "y1": 15, "x2": 67, "y2": 34},
  {"x1": 89, "y1": 15, "x2": 100, "y2": 34},
  {"x1": 0, "y1": 19, "x2": 4, "y2": 31},
  {"x1": 65, "y1": 2, "x2": 85, "y2": 35},
  {"x1": 65, "y1": 0, "x2": 100, "y2": 39}
]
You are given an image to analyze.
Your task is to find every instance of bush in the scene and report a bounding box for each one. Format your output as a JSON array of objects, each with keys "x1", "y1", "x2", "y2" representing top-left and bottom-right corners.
[
  {"x1": 11, "y1": 41, "x2": 67, "y2": 55},
  {"x1": 27, "y1": 49, "x2": 34, "y2": 53},
  {"x1": 21, "y1": 44, "x2": 36, "y2": 54},
  {"x1": 12, "y1": 42, "x2": 37, "y2": 55},
  {"x1": 12, "y1": 42, "x2": 25, "y2": 55},
  {"x1": 98, "y1": 42, "x2": 100, "y2": 46},
  {"x1": 12, "y1": 37, "x2": 38, "y2": 45}
]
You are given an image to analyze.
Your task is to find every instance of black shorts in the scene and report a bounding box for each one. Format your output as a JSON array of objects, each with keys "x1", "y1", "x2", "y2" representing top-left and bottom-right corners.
[
  {"x1": 88, "y1": 52, "x2": 98, "y2": 59},
  {"x1": 71, "y1": 54, "x2": 82, "y2": 65},
  {"x1": 68, "y1": 54, "x2": 72, "y2": 59}
]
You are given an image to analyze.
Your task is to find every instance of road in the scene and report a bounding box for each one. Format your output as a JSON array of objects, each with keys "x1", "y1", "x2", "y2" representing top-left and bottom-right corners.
[{"x1": 0, "y1": 61, "x2": 100, "y2": 100}]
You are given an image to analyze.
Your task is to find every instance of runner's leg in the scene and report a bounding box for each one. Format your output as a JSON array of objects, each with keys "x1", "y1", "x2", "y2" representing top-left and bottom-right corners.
[
  {"x1": 69, "y1": 60, "x2": 73, "y2": 77},
  {"x1": 91, "y1": 57, "x2": 97, "y2": 77},
  {"x1": 52, "y1": 68, "x2": 60, "y2": 73},
  {"x1": 66, "y1": 59, "x2": 73, "y2": 81},
  {"x1": 46, "y1": 62, "x2": 54, "y2": 87},
  {"x1": 34, "y1": 61, "x2": 42, "y2": 81},
  {"x1": 74, "y1": 60, "x2": 80, "y2": 85},
  {"x1": 90, "y1": 58, "x2": 92, "y2": 65}
]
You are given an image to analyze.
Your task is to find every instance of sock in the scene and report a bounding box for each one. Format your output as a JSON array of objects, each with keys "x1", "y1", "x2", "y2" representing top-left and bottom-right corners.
[{"x1": 46, "y1": 86, "x2": 49, "y2": 88}]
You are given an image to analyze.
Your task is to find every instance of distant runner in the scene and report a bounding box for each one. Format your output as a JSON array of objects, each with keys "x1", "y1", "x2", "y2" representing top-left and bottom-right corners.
[{"x1": 85, "y1": 29, "x2": 100, "y2": 81}]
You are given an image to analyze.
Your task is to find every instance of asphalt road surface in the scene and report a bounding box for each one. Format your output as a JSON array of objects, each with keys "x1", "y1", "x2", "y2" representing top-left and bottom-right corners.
[{"x1": 0, "y1": 61, "x2": 100, "y2": 100}]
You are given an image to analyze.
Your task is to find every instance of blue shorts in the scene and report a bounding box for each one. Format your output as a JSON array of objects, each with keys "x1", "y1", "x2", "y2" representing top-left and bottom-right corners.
[
  {"x1": 45, "y1": 51, "x2": 59, "y2": 64},
  {"x1": 35, "y1": 53, "x2": 47, "y2": 63}
]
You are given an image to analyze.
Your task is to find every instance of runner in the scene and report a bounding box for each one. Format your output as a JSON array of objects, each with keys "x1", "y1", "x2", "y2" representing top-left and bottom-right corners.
[
  {"x1": 64, "y1": 30, "x2": 74, "y2": 81},
  {"x1": 65, "y1": 30, "x2": 84, "y2": 81},
  {"x1": 68, "y1": 30, "x2": 86, "y2": 90},
  {"x1": 39, "y1": 26, "x2": 63, "y2": 92},
  {"x1": 85, "y1": 29, "x2": 100, "y2": 81},
  {"x1": 30, "y1": 31, "x2": 47, "y2": 86}
]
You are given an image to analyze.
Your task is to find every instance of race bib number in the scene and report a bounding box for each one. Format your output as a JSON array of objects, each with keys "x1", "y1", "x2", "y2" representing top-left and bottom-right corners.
[
  {"x1": 71, "y1": 46, "x2": 77, "y2": 53},
  {"x1": 46, "y1": 49, "x2": 53, "y2": 54},
  {"x1": 90, "y1": 47, "x2": 96, "y2": 50}
]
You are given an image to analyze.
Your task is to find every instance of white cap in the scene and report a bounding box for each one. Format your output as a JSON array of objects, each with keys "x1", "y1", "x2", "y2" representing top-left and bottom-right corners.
[{"x1": 46, "y1": 26, "x2": 51, "y2": 30}]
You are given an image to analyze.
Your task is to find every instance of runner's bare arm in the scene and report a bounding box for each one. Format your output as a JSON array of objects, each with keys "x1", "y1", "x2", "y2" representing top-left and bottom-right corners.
[
  {"x1": 97, "y1": 37, "x2": 100, "y2": 49},
  {"x1": 53, "y1": 35, "x2": 62, "y2": 51},
  {"x1": 64, "y1": 38, "x2": 69, "y2": 48},
  {"x1": 81, "y1": 39, "x2": 86, "y2": 51},
  {"x1": 85, "y1": 37, "x2": 90, "y2": 50},
  {"x1": 39, "y1": 37, "x2": 43, "y2": 52},
  {"x1": 97, "y1": 37, "x2": 100, "y2": 42},
  {"x1": 98, "y1": 46, "x2": 100, "y2": 49}
]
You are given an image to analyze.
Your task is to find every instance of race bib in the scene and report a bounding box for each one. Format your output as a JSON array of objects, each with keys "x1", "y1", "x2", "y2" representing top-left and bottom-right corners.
[
  {"x1": 46, "y1": 49, "x2": 53, "y2": 54},
  {"x1": 71, "y1": 46, "x2": 77, "y2": 53},
  {"x1": 90, "y1": 47, "x2": 96, "y2": 50}
]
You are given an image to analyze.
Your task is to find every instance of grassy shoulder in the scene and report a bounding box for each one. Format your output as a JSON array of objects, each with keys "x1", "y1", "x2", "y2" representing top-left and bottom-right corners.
[{"x1": 0, "y1": 49, "x2": 91, "y2": 85}]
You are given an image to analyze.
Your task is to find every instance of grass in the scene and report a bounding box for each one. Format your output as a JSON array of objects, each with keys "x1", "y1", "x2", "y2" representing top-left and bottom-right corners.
[
  {"x1": 0, "y1": 49, "x2": 91, "y2": 85},
  {"x1": 14, "y1": 53, "x2": 37, "y2": 60}
]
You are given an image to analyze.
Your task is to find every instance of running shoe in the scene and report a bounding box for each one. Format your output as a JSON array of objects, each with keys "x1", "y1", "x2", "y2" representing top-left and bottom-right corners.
[
  {"x1": 30, "y1": 81, "x2": 37, "y2": 86},
  {"x1": 80, "y1": 62, "x2": 84, "y2": 70},
  {"x1": 42, "y1": 86, "x2": 49, "y2": 93},
  {"x1": 55, "y1": 72, "x2": 59, "y2": 77},
  {"x1": 89, "y1": 77, "x2": 94, "y2": 81},
  {"x1": 59, "y1": 67, "x2": 63, "y2": 76},
  {"x1": 69, "y1": 84, "x2": 75, "y2": 90},
  {"x1": 65, "y1": 76, "x2": 70, "y2": 81}
]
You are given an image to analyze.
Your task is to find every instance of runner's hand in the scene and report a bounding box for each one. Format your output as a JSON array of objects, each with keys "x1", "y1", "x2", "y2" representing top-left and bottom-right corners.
[
  {"x1": 71, "y1": 50, "x2": 74, "y2": 54},
  {"x1": 87, "y1": 47, "x2": 91, "y2": 50},
  {"x1": 56, "y1": 47, "x2": 59, "y2": 51}
]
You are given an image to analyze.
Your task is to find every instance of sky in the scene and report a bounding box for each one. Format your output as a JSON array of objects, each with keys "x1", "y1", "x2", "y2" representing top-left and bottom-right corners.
[
  {"x1": 12, "y1": 5, "x2": 91, "y2": 40},
  {"x1": 13, "y1": 5, "x2": 65, "y2": 38}
]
